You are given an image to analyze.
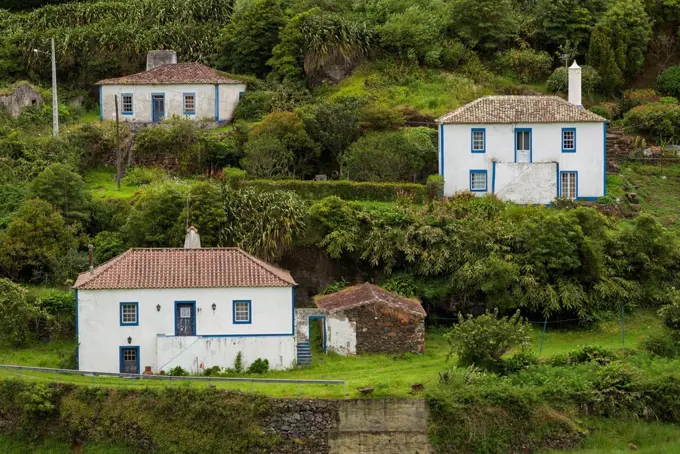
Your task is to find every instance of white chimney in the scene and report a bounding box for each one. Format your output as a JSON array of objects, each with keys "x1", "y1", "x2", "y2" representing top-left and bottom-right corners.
[
  {"x1": 568, "y1": 61, "x2": 582, "y2": 107},
  {"x1": 146, "y1": 50, "x2": 177, "y2": 71},
  {"x1": 184, "y1": 226, "x2": 201, "y2": 249}
]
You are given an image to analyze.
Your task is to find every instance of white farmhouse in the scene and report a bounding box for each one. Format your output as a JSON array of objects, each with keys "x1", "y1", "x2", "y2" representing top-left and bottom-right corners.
[
  {"x1": 96, "y1": 51, "x2": 246, "y2": 123},
  {"x1": 436, "y1": 62, "x2": 607, "y2": 204},
  {"x1": 74, "y1": 241, "x2": 297, "y2": 374}
]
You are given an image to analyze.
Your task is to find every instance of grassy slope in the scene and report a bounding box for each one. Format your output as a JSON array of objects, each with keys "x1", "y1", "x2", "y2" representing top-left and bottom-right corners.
[
  {"x1": 0, "y1": 437, "x2": 131, "y2": 454},
  {"x1": 616, "y1": 162, "x2": 680, "y2": 228}
]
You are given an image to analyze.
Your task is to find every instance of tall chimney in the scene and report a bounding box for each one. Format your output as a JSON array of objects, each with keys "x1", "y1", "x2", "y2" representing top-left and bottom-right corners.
[
  {"x1": 146, "y1": 50, "x2": 177, "y2": 71},
  {"x1": 568, "y1": 61, "x2": 582, "y2": 107},
  {"x1": 88, "y1": 244, "x2": 94, "y2": 274},
  {"x1": 184, "y1": 226, "x2": 201, "y2": 249}
]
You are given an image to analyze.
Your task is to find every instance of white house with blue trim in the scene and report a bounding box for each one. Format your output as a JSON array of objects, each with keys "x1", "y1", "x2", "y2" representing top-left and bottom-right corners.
[
  {"x1": 436, "y1": 62, "x2": 607, "y2": 205},
  {"x1": 96, "y1": 51, "x2": 246, "y2": 124},
  {"x1": 73, "y1": 236, "x2": 297, "y2": 375}
]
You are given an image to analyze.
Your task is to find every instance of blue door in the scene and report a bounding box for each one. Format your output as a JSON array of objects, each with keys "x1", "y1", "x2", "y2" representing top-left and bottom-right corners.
[
  {"x1": 152, "y1": 94, "x2": 165, "y2": 122},
  {"x1": 120, "y1": 346, "x2": 139, "y2": 374}
]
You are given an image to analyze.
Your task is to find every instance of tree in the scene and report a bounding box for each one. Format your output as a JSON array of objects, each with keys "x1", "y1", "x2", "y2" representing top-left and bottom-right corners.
[
  {"x1": 241, "y1": 135, "x2": 293, "y2": 178},
  {"x1": 534, "y1": 0, "x2": 607, "y2": 55},
  {"x1": 28, "y1": 163, "x2": 91, "y2": 226},
  {"x1": 450, "y1": 0, "x2": 518, "y2": 53},
  {"x1": 302, "y1": 97, "x2": 364, "y2": 177},
  {"x1": 122, "y1": 183, "x2": 188, "y2": 247},
  {"x1": 587, "y1": 25, "x2": 624, "y2": 94},
  {"x1": 215, "y1": 0, "x2": 286, "y2": 77},
  {"x1": 93, "y1": 231, "x2": 126, "y2": 264},
  {"x1": 181, "y1": 181, "x2": 226, "y2": 247},
  {"x1": 0, "y1": 279, "x2": 34, "y2": 347}
]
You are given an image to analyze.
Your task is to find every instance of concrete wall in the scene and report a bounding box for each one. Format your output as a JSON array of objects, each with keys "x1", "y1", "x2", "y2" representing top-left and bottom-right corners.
[
  {"x1": 77, "y1": 286, "x2": 294, "y2": 373},
  {"x1": 494, "y1": 162, "x2": 558, "y2": 204},
  {"x1": 0, "y1": 83, "x2": 44, "y2": 117},
  {"x1": 100, "y1": 82, "x2": 246, "y2": 123},
  {"x1": 440, "y1": 122, "x2": 606, "y2": 202}
]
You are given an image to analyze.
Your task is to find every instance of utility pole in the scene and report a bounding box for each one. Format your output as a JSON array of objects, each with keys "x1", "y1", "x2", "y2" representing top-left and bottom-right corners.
[
  {"x1": 51, "y1": 37, "x2": 59, "y2": 136},
  {"x1": 115, "y1": 95, "x2": 121, "y2": 190}
]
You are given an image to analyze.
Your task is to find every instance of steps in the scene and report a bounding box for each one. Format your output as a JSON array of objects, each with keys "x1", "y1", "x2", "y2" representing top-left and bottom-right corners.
[
  {"x1": 607, "y1": 127, "x2": 636, "y2": 174},
  {"x1": 297, "y1": 342, "x2": 312, "y2": 366}
]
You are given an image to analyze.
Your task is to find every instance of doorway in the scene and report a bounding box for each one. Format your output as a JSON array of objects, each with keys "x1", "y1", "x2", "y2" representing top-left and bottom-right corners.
[
  {"x1": 119, "y1": 346, "x2": 139, "y2": 374},
  {"x1": 152, "y1": 94, "x2": 165, "y2": 122},
  {"x1": 308, "y1": 316, "x2": 326, "y2": 354},
  {"x1": 515, "y1": 129, "x2": 532, "y2": 163},
  {"x1": 175, "y1": 301, "x2": 196, "y2": 336}
]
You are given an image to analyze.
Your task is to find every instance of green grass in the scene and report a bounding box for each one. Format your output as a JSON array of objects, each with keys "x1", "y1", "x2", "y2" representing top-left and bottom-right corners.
[
  {"x1": 84, "y1": 168, "x2": 143, "y2": 200},
  {"x1": 541, "y1": 418, "x2": 680, "y2": 453},
  {"x1": 0, "y1": 340, "x2": 75, "y2": 368},
  {"x1": 617, "y1": 163, "x2": 680, "y2": 228},
  {"x1": 0, "y1": 436, "x2": 131, "y2": 453}
]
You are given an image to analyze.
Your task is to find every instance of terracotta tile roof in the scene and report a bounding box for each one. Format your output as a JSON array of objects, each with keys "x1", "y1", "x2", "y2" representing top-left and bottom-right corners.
[
  {"x1": 73, "y1": 248, "x2": 296, "y2": 290},
  {"x1": 315, "y1": 283, "x2": 426, "y2": 317},
  {"x1": 436, "y1": 96, "x2": 606, "y2": 124},
  {"x1": 96, "y1": 63, "x2": 242, "y2": 85}
]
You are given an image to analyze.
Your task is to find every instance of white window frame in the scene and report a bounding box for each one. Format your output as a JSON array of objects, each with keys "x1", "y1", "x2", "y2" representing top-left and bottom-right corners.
[
  {"x1": 562, "y1": 128, "x2": 576, "y2": 152},
  {"x1": 120, "y1": 303, "x2": 138, "y2": 325},
  {"x1": 561, "y1": 171, "x2": 577, "y2": 200},
  {"x1": 233, "y1": 300, "x2": 251, "y2": 324},
  {"x1": 471, "y1": 129, "x2": 485, "y2": 153},
  {"x1": 469, "y1": 170, "x2": 487, "y2": 192}
]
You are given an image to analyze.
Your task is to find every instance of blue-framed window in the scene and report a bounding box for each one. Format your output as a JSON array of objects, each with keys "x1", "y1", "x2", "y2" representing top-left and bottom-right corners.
[
  {"x1": 238, "y1": 91, "x2": 245, "y2": 100},
  {"x1": 183, "y1": 93, "x2": 196, "y2": 115},
  {"x1": 471, "y1": 128, "x2": 486, "y2": 153},
  {"x1": 469, "y1": 170, "x2": 487, "y2": 192},
  {"x1": 562, "y1": 128, "x2": 576, "y2": 152},
  {"x1": 233, "y1": 300, "x2": 252, "y2": 324},
  {"x1": 121, "y1": 93, "x2": 133, "y2": 115},
  {"x1": 560, "y1": 171, "x2": 578, "y2": 199},
  {"x1": 515, "y1": 128, "x2": 532, "y2": 162},
  {"x1": 120, "y1": 302, "x2": 139, "y2": 326}
]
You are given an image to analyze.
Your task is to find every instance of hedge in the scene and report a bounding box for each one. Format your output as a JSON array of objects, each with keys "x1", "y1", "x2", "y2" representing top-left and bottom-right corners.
[{"x1": 243, "y1": 179, "x2": 428, "y2": 203}]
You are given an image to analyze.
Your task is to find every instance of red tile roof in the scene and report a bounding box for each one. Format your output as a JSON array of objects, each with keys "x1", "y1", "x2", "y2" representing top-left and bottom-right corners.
[
  {"x1": 96, "y1": 63, "x2": 243, "y2": 85},
  {"x1": 73, "y1": 248, "x2": 296, "y2": 290},
  {"x1": 315, "y1": 283, "x2": 426, "y2": 317}
]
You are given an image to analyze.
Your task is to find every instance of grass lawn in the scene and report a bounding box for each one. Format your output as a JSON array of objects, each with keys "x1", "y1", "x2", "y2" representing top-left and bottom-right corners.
[
  {"x1": 0, "y1": 436, "x2": 131, "y2": 454},
  {"x1": 84, "y1": 168, "x2": 143, "y2": 200},
  {"x1": 617, "y1": 163, "x2": 680, "y2": 228},
  {"x1": 0, "y1": 310, "x2": 660, "y2": 399}
]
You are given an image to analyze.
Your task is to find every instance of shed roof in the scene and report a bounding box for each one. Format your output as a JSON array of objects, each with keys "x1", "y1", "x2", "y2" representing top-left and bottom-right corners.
[
  {"x1": 436, "y1": 95, "x2": 606, "y2": 124},
  {"x1": 96, "y1": 63, "x2": 242, "y2": 85},
  {"x1": 73, "y1": 248, "x2": 296, "y2": 290},
  {"x1": 315, "y1": 283, "x2": 426, "y2": 317}
]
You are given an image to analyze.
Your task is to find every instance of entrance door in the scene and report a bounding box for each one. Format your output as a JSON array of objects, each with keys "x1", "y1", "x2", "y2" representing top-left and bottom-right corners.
[
  {"x1": 175, "y1": 301, "x2": 196, "y2": 336},
  {"x1": 515, "y1": 129, "x2": 531, "y2": 163},
  {"x1": 152, "y1": 94, "x2": 165, "y2": 122},
  {"x1": 120, "y1": 347, "x2": 139, "y2": 374},
  {"x1": 308, "y1": 316, "x2": 326, "y2": 353}
]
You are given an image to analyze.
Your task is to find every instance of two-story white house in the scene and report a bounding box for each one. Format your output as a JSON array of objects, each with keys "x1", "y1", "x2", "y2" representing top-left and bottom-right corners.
[
  {"x1": 74, "y1": 238, "x2": 297, "y2": 374},
  {"x1": 436, "y1": 62, "x2": 607, "y2": 204}
]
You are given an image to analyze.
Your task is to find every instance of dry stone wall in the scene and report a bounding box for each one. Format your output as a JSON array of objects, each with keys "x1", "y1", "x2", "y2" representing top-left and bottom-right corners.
[{"x1": 345, "y1": 303, "x2": 425, "y2": 354}]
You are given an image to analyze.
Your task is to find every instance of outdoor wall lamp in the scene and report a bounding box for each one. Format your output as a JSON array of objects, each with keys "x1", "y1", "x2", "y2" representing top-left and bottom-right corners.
[
  {"x1": 127, "y1": 336, "x2": 132, "y2": 344},
  {"x1": 156, "y1": 304, "x2": 161, "y2": 312},
  {"x1": 212, "y1": 303, "x2": 217, "y2": 311}
]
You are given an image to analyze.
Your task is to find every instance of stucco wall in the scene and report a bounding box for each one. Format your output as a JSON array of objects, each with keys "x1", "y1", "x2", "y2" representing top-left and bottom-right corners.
[
  {"x1": 494, "y1": 162, "x2": 558, "y2": 204},
  {"x1": 0, "y1": 83, "x2": 44, "y2": 117},
  {"x1": 295, "y1": 308, "x2": 357, "y2": 355},
  {"x1": 77, "y1": 286, "x2": 294, "y2": 373},
  {"x1": 100, "y1": 83, "x2": 246, "y2": 123},
  {"x1": 440, "y1": 122, "x2": 606, "y2": 201}
]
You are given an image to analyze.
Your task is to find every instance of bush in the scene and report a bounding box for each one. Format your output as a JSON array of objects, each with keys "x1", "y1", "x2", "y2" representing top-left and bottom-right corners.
[
  {"x1": 233, "y1": 91, "x2": 274, "y2": 121},
  {"x1": 589, "y1": 106, "x2": 610, "y2": 120},
  {"x1": 494, "y1": 48, "x2": 553, "y2": 83},
  {"x1": 568, "y1": 345, "x2": 616, "y2": 365},
  {"x1": 243, "y1": 179, "x2": 427, "y2": 203},
  {"x1": 546, "y1": 65, "x2": 601, "y2": 93},
  {"x1": 620, "y1": 89, "x2": 660, "y2": 114},
  {"x1": 93, "y1": 231, "x2": 126, "y2": 264},
  {"x1": 247, "y1": 358, "x2": 269, "y2": 374},
  {"x1": 501, "y1": 350, "x2": 539, "y2": 374},
  {"x1": 445, "y1": 309, "x2": 532, "y2": 372},
  {"x1": 660, "y1": 96, "x2": 679, "y2": 104},
  {"x1": 426, "y1": 174, "x2": 444, "y2": 201},
  {"x1": 134, "y1": 121, "x2": 203, "y2": 175},
  {"x1": 167, "y1": 366, "x2": 189, "y2": 376},
  {"x1": 0, "y1": 279, "x2": 33, "y2": 346},
  {"x1": 641, "y1": 330, "x2": 680, "y2": 358},
  {"x1": 121, "y1": 167, "x2": 167, "y2": 186},
  {"x1": 623, "y1": 102, "x2": 680, "y2": 142},
  {"x1": 657, "y1": 65, "x2": 680, "y2": 98},
  {"x1": 222, "y1": 166, "x2": 246, "y2": 189},
  {"x1": 659, "y1": 302, "x2": 680, "y2": 330}
]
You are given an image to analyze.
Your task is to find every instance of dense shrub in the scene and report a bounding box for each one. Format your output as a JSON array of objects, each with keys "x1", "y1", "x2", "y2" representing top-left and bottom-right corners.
[
  {"x1": 426, "y1": 174, "x2": 444, "y2": 201},
  {"x1": 641, "y1": 330, "x2": 680, "y2": 358},
  {"x1": 623, "y1": 102, "x2": 680, "y2": 142},
  {"x1": 120, "y1": 167, "x2": 167, "y2": 186},
  {"x1": 167, "y1": 366, "x2": 189, "y2": 376},
  {"x1": 233, "y1": 91, "x2": 275, "y2": 121},
  {"x1": 620, "y1": 89, "x2": 659, "y2": 114},
  {"x1": 494, "y1": 48, "x2": 552, "y2": 83},
  {"x1": 93, "y1": 231, "x2": 126, "y2": 264},
  {"x1": 247, "y1": 358, "x2": 270, "y2": 374},
  {"x1": 0, "y1": 279, "x2": 33, "y2": 346},
  {"x1": 445, "y1": 309, "x2": 532, "y2": 372},
  {"x1": 501, "y1": 350, "x2": 539, "y2": 374},
  {"x1": 659, "y1": 301, "x2": 680, "y2": 330},
  {"x1": 657, "y1": 65, "x2": 680, "y2": 98},
  {"x1": 546, "y1": 65, "x2": 601, "y2": 93},
  {"x1": 28, "y1": 163, "x2": 91, "y2": 226},
  {"x1": 134, "y1": 121, "x2": 204, "y2": 175}
]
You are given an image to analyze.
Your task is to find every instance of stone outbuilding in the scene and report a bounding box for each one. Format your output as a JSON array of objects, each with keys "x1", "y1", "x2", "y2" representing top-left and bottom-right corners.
[
  {"x1": 295, "y1": 283, "x2": 426, "y2": 360},
  {"x1": 0, "y1": 82, "x2": 44, "y2": 117}
]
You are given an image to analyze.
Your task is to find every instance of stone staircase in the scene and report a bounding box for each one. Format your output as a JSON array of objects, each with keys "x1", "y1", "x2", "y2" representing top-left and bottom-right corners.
[
  {"x1": 607, "y1": 126, "x2": 636, "y2": 174},
  {"x1": 297, "y1": 341, "x2": 312, "y2": 366}
]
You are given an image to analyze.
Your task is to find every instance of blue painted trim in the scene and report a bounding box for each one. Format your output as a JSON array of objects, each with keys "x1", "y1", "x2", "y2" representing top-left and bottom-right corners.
[
  {"x1": 561, "y1": 127, "x2": 576, "y2": 153},
  {"x1": 214, "y1": 84, "x2": 220, "y2": 121},
  {"x1": 183, "y1": 92, "x2": 196, "y2": 115},
  {"x1": 555, "y1": 162, "x2": 560, "y2": 198},
  {"x1": 119, "y1": 346, "x2": 140, "y2": 374},
  {"x1": 559, "y1": 170, "x2": 578, "y2": 199},
  {"x1": 200, "y1": 334, "x2": 295, "y2": 338},
  {"x1": 471, "y1": 128, "x2": 486, "y2": 153},
  {"x1": 239, "y1": 91, "x2": 245, "y2": 100},
  {"x1": 151, "y1": 93, "x2": 165, "y2": 123},
  {"x1": 233, "y1": 300, "x2": 252, "y2": 325},
  {"x1": 438, "y1": 124, "x2": 444, "y2": 176},
  {"x1": 514, "y1": 128, "x2": 532, "y2": 163},
  {"x1": 469, "y1": 169, "x2": 488, "y2": 192},
  {"x1": 491, "y1": 161, "x2": 496, "y2": 193},
  {"x1": 577, "y1": 196, "x2": 599, "y2": 201},
  {"x1": 174, "y1": 301, "x2": 197, "y2": 336},
  {"x1": 98, "y1": 87, "x2": 103, "y2": 122},
  {"x1": 75, "y1": 289, "x2": 79, "y2": 369},
  {"x1": 121, "y1": 93, "x2": 133, "y2": 116},
  {"x1": 603, "y1": 122, "x2": 607, "y2": 196},
  {"x1": 291, "y1": 287, "x2": 295, "y2": 336},
  {"x1": 119, "y1": 302, "x2": 139, "y2": 326},
  {"x1": 308, "y1": 315, "x2": 327, "y2": 353}
]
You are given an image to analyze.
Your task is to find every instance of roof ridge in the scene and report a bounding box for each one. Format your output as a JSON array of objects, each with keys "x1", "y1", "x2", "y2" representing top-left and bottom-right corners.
[
  {"x1": 235, "y1": 249, "x2": 296, "y2": 286},
  {"x1": 73, "y1": 248, "x2": 133, "y2": 289}
]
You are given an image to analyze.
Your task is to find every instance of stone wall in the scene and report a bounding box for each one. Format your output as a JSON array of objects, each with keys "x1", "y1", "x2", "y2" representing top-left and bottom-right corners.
[
  {"x1": 0, "y1": 82, "x2": 44, "y2": 117},
  {"x1": 263, "y1": 399, "x2": 340, "y2": 454},
  {"x1": 345, "y1": 303, "x2": 425, "y2": 355}
]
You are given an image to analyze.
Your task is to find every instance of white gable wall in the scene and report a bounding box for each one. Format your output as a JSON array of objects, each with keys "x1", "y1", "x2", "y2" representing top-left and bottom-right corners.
[
  {"x1": 440, "y1": 122, "x2": 606, "y2": 203},
  {"x1": 100, "y1": 83, "x2": 246, "y2": 123},
  {"x1": 77, "y1": 286, "x2": 294, "y2": 373}
]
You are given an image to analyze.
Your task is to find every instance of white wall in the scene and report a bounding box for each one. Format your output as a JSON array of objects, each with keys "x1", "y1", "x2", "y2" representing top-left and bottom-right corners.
[
  {"x1": 100, "y1": 83, "x2": 246, "y2": 123},
  {"x1": 77, "y1": 286, "x2": 294, "y2": 373},
  {"x1": 294, "y1": 308, "x2": 357, "y2": 355},
  {"x1": 495, "y1": 162, "x2": 557, "y2": 204},
  {"x1": 440, "y1": 122, "x2": 606, "y2": 202}
]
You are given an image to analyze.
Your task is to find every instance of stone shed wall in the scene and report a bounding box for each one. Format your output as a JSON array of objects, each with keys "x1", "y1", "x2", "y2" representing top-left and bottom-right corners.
[
  {"x1": 0, "y1": 83, "x2": 44, "y2": 117},
  {"x1": 344, "y1": 303, "x2": 425, "y2": 355}
]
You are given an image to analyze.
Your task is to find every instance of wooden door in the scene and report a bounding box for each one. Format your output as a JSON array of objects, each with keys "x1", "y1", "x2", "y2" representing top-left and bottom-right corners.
[{"x1": 175, "y1": 302, "x2": 195, "y2": 336}]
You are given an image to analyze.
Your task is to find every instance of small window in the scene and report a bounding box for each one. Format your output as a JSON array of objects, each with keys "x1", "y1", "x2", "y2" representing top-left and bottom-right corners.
[
  {"x1": 123, "y1": 348, "x2": 136, "y2": 362},
  {"x1": 183, "y1": 93, "x2": 196, "y2": 115},
  {"x1": 233, "y1": 300, "x2": 251, "y2": 324},
  {"x1": 471, "y1": 129, "x2": 485, "y2": 153},
  {"x1": 120, "y1": 302, "x2": 138, "y2": 325},
  {"x1": 179, "y1": 306, "x2": 191, "y2": 318},
  {"x1": 121, "y1": 94, "x2": 133, "y2": 115},
  {"x1": 470, "y1": 170, "x2": 487, "y2": 192},
  {"x1": 562, "y1": 128, "x2": 576, "y2": 152},
  {"x1": 561, "y1": 172, "x2": 577, "y2": 200},
  {"x1": 239, "y1": 91, "x2": 245, "y2": 100}
]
